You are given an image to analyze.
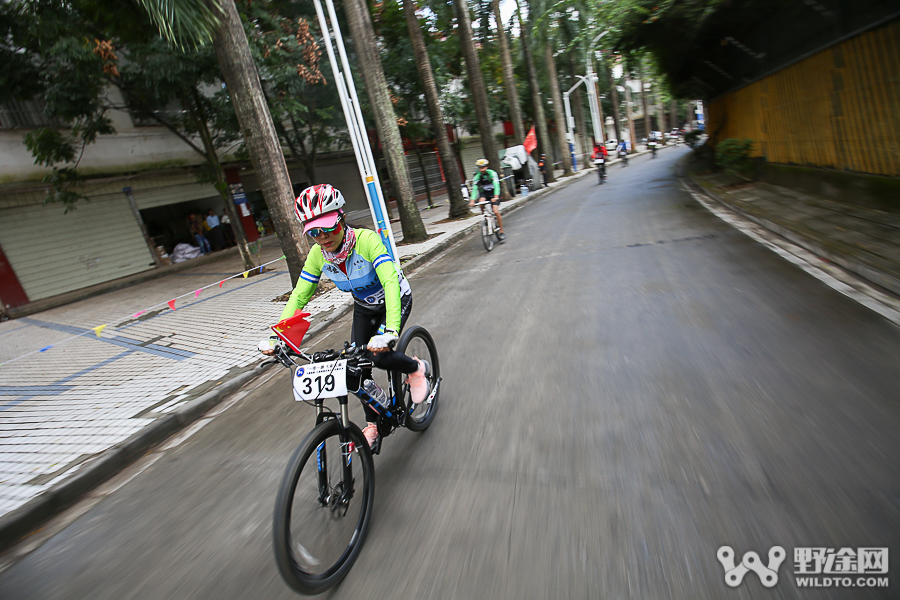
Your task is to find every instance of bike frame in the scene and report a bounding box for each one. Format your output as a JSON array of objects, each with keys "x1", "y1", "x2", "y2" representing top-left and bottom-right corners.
[
  {"x1": 311, "y1": 366, "x2": 406, "y2": 504},
  {"x1": 269, "y1": 341, "x2": 440, "y2": 508},
  {"x1": 477, "y1": 201, "x2": 498, "y2": 234}
]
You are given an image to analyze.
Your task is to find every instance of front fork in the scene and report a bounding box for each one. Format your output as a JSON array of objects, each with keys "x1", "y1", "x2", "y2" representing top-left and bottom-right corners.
[{"x1": 314, "y1": 396, "x2": 356, "y2": 506}]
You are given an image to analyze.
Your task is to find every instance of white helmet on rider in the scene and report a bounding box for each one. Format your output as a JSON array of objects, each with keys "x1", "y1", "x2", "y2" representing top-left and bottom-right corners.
[{"x1": 294, "y1": 184, "x2": 346, "y2": 234}]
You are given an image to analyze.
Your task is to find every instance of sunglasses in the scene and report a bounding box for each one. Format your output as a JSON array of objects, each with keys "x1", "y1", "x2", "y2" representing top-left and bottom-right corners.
[{"x1": 306, "y1": 221, "x2": 342, "y2": 238}]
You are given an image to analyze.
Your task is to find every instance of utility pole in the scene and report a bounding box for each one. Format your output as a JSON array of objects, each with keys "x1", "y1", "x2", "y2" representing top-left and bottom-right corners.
[{"x1": 623, "y1": 80, "x2": 637, "y2": 151}]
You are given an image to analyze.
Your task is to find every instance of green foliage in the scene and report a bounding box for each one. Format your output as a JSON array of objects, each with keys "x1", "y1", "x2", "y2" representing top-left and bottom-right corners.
[
  {"x1": 683, "y1": 129, "x2": 702, "y2": 148},
  {"x1": 132, "y1": 0, "x2": 222, "y2": 50},
  {"x1": 715, "y1": 138, "x2": 753, "y2": 174},
  {"x1": 0, "y1": 0, "x2": 331, "y2": 207},
  {"x1": 239, "y1": 0, "x2": 345, "y2": 182},
  {"x1": 598, "y1": 0, "x2": 781, "y2": 98},
  {"x1": 24, "y1": 129, "x2": 76, "y2": 167}
]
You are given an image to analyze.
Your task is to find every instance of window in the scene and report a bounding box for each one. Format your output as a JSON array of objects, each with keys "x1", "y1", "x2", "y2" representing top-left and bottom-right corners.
[{"x1": 0, "y1": 99, "x2": 63, "y2": 129}]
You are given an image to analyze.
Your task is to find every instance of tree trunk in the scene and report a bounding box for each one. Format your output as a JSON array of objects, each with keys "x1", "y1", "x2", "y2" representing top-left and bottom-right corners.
[
  {"x1": 402, "y1": 0, "x2": 468, "y2": 219},
  {"x1": 454, "y1": 0, "x2": 508, "y2": 199},
  {"x1": 345, "y1": 0, "x2": 427, "y2": 242},
  {"x1": 492, "y1": 0, "x2": 524, "y2": 146},
  {"x1": 670, "y1": 99, "x2": 679, "y2": 129},
  {"x1": 638, "y1": 60, "x2": 651, "y2": 141},
  {"x1": 516, "y1": 4, "x2": 554, "y2": 184},
  {"x1": 187, "y1": 89, "x2": 254, "y2": 270},
  {"x1": 211, "y1": 0, "x2": 306, "y2": 284},
  {"x1": 658, "y1": 99, "x2": 667, "y2": 135},
  {"x1": 544, "y1": 44, "x2": 572, "y2": 176},
  {"x1": 568, "y1": 55, "x2": 588, "y2": 169},
  {"x1": 602, "y1": 56, "x2": 622, "y2": 146},
  {"x1": 623, "y1": 80, "x2": 637, "y2": 151},
  {"x1": 411, "y1": 137, "x2": 433, "y2": 207}
]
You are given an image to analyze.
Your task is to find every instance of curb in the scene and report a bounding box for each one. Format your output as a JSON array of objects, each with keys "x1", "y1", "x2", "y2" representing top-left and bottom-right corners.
[
  {"x1": 681, "y1": 165, "x2": 900, "y2": 300},
  {"x1": 0, "y1": 314, "x2": 343, "y2": 553},
  {"x1": 0, "y1": 159, "x2": 612, "y2": 553}
]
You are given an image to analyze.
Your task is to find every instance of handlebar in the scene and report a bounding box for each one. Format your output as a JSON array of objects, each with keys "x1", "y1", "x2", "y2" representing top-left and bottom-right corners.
[{"x1": 261, "y1": 338, "x2": 395, "y2": 372}]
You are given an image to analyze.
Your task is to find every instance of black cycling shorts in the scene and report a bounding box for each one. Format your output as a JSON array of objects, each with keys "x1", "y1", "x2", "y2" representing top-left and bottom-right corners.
[{"x1": 479, "y1": 193, "x2": 499, "y2": 207}]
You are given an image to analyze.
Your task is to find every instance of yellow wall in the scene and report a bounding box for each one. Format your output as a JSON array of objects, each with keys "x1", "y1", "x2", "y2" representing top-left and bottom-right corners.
[{"x1": 706, "y1": 20, "x2": 900, "y2": 177}]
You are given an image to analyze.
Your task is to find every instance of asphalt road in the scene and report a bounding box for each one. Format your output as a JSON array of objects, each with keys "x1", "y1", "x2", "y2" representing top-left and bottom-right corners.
[{"x1": 1, "y1": 147, "x2": 898, "y2": 599}]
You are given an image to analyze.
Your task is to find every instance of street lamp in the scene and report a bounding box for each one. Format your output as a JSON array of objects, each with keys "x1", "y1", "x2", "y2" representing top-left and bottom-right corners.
[{"x1": 563, "y1": 73, "x2": 597, "y2": 172}]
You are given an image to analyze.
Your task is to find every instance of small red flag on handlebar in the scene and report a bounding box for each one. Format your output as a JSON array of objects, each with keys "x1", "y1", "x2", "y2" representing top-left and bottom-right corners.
[{"x1": 271, "y1": 311, "x2": 311, "y2": 353}]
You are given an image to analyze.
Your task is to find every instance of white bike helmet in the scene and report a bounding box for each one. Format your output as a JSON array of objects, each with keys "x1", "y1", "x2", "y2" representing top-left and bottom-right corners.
[{"x1": 294, "y1": 184, "x2": 346, "y2": 223}]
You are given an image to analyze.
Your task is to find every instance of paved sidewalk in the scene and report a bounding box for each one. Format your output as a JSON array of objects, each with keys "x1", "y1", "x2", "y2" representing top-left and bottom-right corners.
[
  {"x1": 687, "y1": 169, "x2": 900, "y2": 299},
  {"x1": 0, "y1": 167, "x2": 601, "y2": 541}
]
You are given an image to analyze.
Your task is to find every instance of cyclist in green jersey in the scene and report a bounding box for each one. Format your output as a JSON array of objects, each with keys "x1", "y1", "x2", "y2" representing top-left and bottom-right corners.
[
  {"x1": 469, "y1": 158, "x2": 506, "y2": 240},
  {"x1": 259, "y1": 184, "x2": 430, "y2": 450}
]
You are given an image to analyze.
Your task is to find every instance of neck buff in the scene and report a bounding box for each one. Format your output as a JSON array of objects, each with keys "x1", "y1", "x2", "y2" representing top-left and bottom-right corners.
[{"x1": 322, "y1": 226, "x2": 356, "y2": 265}]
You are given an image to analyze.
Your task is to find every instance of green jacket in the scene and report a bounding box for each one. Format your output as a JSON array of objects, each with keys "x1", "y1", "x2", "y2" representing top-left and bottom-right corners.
[
  {"x1": 471, "y1": 169, "x2": 500, "y2": 201},
  {"x1": 280, "y1": 228, "x2": 410, "y2": 331}
]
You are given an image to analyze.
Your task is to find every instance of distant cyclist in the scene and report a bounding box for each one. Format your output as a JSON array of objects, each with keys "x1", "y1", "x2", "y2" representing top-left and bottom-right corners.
[
  {"x1": 469, "y1": 158, "x2": 505, "y2": 240},
  {"x1": 259, "y1": 184, "x2": 430, "y2": 451}
]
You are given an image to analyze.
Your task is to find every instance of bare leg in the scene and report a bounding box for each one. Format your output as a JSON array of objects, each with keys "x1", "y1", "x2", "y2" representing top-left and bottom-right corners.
[{"x1": 493, "y1": 205, "x2": 504, "y2": 233}]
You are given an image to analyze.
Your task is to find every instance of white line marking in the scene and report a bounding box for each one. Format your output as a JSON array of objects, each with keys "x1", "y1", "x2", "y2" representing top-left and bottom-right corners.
[
  {"x1": 157, "y1": 418, "x2": 214, "y2": 451},
  {"x1": 683, "y1": 181, "x2": 900, "y2": 327}
]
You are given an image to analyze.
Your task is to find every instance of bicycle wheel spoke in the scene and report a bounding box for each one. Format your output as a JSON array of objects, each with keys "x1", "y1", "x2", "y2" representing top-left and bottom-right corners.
[
  {"x1": 399, "y1": 327, "x2": 440, "y2": 431},
  {"x1": 274, "y1": 422, "x2": 374, "y2": 593}
]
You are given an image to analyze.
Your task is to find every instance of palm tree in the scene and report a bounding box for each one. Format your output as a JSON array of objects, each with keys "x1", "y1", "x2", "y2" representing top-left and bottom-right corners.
[
  {"x1": 136, "y1": 0, "x2": 307, "y2": 281},
  {"x1": 343, "y1": 0, "x2": 428, "y2": 242},
  {"x1": 602, "y1": 55, "x2": 623, "y2": 147},
  {"x1": 491, "y1": 0, "x2": 524, "y2": 146},
  {"x1": 402, "y1": 0, "x2": 469, "y2": 219},
  {"x1": 515, "y1": 2, "x2": 554, "y2": 184},
  {"x1": 544, "y1": 42, "x2": 573, "y2": 175},
  {"x1": 453, "y1": 0, "x2": 507, "y2": 197}
]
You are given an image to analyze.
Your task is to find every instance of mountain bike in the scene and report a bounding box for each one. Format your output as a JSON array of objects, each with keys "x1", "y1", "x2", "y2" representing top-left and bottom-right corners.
[
  {"x1": 476, "y1": 199, "x2": 502, "y2": 251},
  {"x1": 266, "y1": 327, "x2": 441, "y2": 595}
]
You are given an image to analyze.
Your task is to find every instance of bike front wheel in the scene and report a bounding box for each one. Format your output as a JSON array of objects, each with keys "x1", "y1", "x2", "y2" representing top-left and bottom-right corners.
[
  {"x1": 396, "y1": 325, "x2": 441, "y2": 432},
  {"x1": 481, "y1": 217, "x2": 494, "y2": 251},
  {"x1": 273, "y1": 419, "x2": 375, "y2": 595}
]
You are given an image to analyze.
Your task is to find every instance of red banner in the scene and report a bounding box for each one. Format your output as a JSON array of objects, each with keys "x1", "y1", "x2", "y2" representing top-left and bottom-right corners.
[{"x1": 523, "y1": 126, "x2": 537, "y2": 155}]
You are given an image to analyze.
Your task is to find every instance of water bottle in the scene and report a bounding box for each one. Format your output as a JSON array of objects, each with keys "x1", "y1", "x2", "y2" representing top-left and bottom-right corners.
[
  {"x1": 521, "y1": 184, "x2": 528, "y2": 197},
  {"x1": 362, "y1": 379, "x2": 389, "y2": 409}
]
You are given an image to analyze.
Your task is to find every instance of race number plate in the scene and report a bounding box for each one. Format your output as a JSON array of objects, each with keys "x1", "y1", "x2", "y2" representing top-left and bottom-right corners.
[{"x1": 293, "y1": 360, "x2": 348, "y2": 401}]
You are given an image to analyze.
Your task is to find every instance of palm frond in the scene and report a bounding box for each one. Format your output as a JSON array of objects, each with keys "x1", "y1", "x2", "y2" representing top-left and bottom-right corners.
[{"x1": 133, "y1": 0, "x2": 223, "y2": 49}]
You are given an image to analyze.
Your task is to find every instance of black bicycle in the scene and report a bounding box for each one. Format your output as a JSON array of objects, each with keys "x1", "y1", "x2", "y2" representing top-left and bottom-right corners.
[
  {"x1": 267, "y1": 327, "x2": 441, "y2": 595},
  {"x1": 594, "y1": 157, "x2": 607, "y2": 184}
]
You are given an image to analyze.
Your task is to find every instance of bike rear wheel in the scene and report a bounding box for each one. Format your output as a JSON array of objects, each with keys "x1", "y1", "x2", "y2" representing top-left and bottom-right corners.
[
  {"x1": 396, "y1": 325, "x2": 441, "y2": 432},
  {"x1": 481, "y1": 217, "x2": 494, "y2": 251},
  {"x1": 273, "y1": 419, "x2": 375, "y2": 595}
]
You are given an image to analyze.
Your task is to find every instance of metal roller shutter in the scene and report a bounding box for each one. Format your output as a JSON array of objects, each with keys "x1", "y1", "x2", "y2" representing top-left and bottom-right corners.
[{"x1": 0, "y1": 192, "x2": 154, "y2": 301}]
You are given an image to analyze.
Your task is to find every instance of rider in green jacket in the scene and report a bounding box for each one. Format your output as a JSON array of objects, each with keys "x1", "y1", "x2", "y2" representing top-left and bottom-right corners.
[{"x1": 468, "y1": 158, "x2": 505, "y2": 240}]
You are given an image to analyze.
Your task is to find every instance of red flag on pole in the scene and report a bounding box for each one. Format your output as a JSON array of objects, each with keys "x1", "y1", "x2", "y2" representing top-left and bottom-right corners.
[
  {"x1": 167, "y1": 299, "x2": 177, "y2": 311},
  {"x1": 523, "y1": 126, "x2": 537, "y2": 154}
]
